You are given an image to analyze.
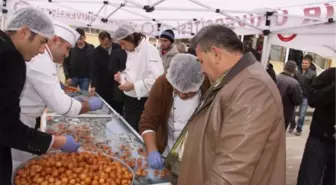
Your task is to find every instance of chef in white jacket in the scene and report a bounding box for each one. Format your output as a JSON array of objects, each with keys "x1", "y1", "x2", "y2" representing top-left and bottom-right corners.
[
  {"x1": 113, "y1": 24, "x2": 164, "y2": 132},
  {"x1": 12, "y1": 22, "x2": 104, "y2": 165}
]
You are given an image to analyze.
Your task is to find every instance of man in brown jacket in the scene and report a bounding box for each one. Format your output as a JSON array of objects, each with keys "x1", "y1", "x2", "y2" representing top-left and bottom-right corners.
[
  {"x1": 165, "y1": 25, "x2": 286, "y2": 185},
  {"x1": 139, "y1": 53, "x2": 209, "y2": 169}
]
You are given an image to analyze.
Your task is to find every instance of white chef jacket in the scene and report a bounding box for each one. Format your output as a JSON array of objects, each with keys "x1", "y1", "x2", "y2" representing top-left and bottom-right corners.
[
  {"x1": 163, "y1": 91, "x2": 201, "y2": 156},
  {"x1": 123, "y1": 39, "x2": 164, "y2": 99},
  {"x1": 19, "y1": 45, "x2": 82, "y2": 127}
]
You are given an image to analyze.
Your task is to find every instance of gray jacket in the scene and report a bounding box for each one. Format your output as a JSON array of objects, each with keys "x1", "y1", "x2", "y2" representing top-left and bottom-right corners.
[
  {"x1": 276, "y1": 72, "x2": 303, "y2": 122},
  {"x1": 160, "y1": 45, "x2": 179, "y2": 71},
  {"x1": 294, "y1": 68, "x2": 316, "y2": 97}
]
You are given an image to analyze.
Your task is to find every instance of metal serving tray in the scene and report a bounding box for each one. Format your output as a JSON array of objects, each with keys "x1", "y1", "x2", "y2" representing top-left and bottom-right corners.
[
  {"x1": 46, "y1": 92, "x2": 111, "y2": 115},
  {"x1": 38, "y1": 92, "x2": 171, "y2": 185}
]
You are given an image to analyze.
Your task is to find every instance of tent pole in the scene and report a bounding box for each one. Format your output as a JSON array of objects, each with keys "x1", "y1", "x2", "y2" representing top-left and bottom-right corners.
[
  {"x1": 0, "y1": 16, "x2": 3, "y2": 30},
  {"x1": 53, "y1": 2, "x2": 104, "y2": 22},
  {"x1": 284, "y1": 48, "x2": 290, "y2": 63},
  {"x1": 241, "y1": 35, "x2": 244, "y2": 42},
  {"x1": 122, "y1": 0, "x2": 144, "y2": 8},
  {"x1": 0, "y1": 1, "x2": 7, "y2": 30},
  {"x1": 98, "y1": 18, "x2": 195, "y2": 21},
  {"x1": 105, "y1": 3, "x2": 126, "y2": 19},
  {"x1": 154, "y1": 6, "x2": 268, "y2": 14},
  {"x1": 260, "y1": 12, "x2": 274, "y2": 68},
  {"x1": 260, "y1": 35, "x2": 269, "y2": 67},
  {"x1": 188, "y1": 0, "x2": 263, "y2": 31},
  {"x1": 150, "y1": 0, "x2": 165, "y2": 7},
  {"x1": 38, "y1": 0, "x2": 140, "y2": 9},
  {"x1": 88, "y1": 4, "x2": 106, "y2": 25},
  {"x1": 113, "y1": 5, "x2": 193, "y2": 35}
]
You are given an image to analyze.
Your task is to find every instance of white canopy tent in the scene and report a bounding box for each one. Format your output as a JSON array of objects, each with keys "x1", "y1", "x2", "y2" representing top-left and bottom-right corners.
[
  {"x1": 2, "y1": 0, "x2": 335, "y2": 35},
  {"x1": 1, "y1": 0, "x2": 335, "y2": 66}
]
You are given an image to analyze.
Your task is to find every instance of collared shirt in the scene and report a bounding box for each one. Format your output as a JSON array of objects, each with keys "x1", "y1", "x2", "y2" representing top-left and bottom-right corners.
[
  {"x1": 123, "y1": 39, "x2": 164, "y2": 99},
  {"x1": 107, "y1": 46, "x2": 112, "y2": 55}
]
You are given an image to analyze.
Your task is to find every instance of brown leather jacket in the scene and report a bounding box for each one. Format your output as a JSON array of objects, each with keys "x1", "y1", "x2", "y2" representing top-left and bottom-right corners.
[
  {"x1": 166, "y1": 52, "x2": 286, "y2": 185},
  {"x1": 139, "y1": 74, "x2": 210, "y2": 153}
]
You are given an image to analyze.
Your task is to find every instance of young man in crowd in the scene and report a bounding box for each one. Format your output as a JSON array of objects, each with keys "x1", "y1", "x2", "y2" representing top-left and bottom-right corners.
[
  {"x1": 291, "y1": 54, "x2": 317, "y2": 135},
  {"x1": 276, "y1": 61, "x2": 303, "y2": 130},
  {"x1": 63, "y1": 28, "x2": 95, "y2": 91},
  {"x1": 160, "y1": 29, "x2": 178, "y2": 71}
]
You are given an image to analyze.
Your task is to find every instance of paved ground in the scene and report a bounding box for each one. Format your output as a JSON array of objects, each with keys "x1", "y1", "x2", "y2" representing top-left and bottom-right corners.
[{"x1": 286, "y1": 117, "x2": 311, "y2": 185}]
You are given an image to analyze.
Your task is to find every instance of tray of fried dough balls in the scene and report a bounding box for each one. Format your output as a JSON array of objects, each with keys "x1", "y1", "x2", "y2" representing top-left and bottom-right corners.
[{"x1": 12, "y1": 151, "x2": 134, "y2": 185}]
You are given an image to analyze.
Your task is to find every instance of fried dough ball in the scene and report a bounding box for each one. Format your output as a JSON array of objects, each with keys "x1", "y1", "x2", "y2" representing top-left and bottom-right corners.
[
  {"x1": 136, "y1": 158, "x2": 143, "y2": 167},
  {"x1": 137, "y1": 147, "x2": 147, "y2": 157},
  {"x1": 14, "y1": 152, "x2": 133, "y2": 185},
  {"x1": 135, "y1": 167, "x2": 148, "y2": 177},
  {"x1": 154, "y1": 170, "x2": 160, "y2": 177}
]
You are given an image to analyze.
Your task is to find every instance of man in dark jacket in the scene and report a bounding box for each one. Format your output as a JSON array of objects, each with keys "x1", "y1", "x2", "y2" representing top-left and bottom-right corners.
[
  {"x1": 63, "y1": 28, "x2": 95, "y2": 91},
  {"x1": 292, "y1": 54, "x2": 317, "y2": 135},
  {"x1": 0, "y1": 8, "x2": 79, "y2": 184},
  {"x1": 91, "y1": 31, "x2": 126, "y2": 114},
  {"x1": 297, "y1": 67, "x2": 335, "y2": 185},
  {"x1": 276, "y1": 61, "x2": 303, "y2": 130}
]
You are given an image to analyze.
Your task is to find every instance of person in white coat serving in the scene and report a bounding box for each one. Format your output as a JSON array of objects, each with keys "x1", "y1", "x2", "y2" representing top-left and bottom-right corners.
[
  {"x1": 12, "y1": 22, "x2": 104, "y2": 166},
  {"x1": 113, "y1": 24, "x2": 164, "y2": 132},
  {"x1": 139, "y1": 53, "x2": 209, "y2": 169}
]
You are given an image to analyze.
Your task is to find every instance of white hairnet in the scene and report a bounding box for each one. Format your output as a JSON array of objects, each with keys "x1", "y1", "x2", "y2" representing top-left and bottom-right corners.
[
  {"x1": 113, "y1": 24, "x2": 135, "y2": 41},
  {"x1": 166, "y1": 53, "x2": 204, "y2": 93},
  {"x1": 5, "y1": 7, "x2": 55, "y2": 39}
]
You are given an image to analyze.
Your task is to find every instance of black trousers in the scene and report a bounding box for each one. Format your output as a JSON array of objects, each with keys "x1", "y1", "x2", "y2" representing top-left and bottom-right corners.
[
  {"x1": 289, "y1": 116, "x2": 296, "y2": 130},
  {"x1": 123, "y1": 96, "x2": 147, "y2": 133},
  {"x1": 109, "y1": 100, "x2": 124, "y2": 116},
  {"x1": 285, "y1": 119, "x2": 290, "y2": 131},
  {"x1": 297, "y1": 135, "x2": 335, "y2": 185}
]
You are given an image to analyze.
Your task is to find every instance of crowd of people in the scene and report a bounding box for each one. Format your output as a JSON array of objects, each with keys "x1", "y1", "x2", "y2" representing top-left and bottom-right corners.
[{"x1": 0, "y1": 7, "x2": 334, "y2": 185}]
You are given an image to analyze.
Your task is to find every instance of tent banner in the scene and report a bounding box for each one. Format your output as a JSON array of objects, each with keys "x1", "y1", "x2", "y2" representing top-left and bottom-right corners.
[
  {"x1": 5, "y1": 0, "x2": 336, "y2": 38},
  {"x1": 268, "y1": 32, "x2": 336, "y2": 57}
]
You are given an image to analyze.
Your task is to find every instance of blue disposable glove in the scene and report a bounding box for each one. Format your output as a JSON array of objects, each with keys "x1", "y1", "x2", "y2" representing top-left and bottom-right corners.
[
  {"x1": 148, "y1": 151, "x2": 164, "y2": 169},
  {"x1": 88, "y1": 97, "x2": 104, "y2": 111},
  {"x1": 60, "y1": 82, "x2": 65, "y2": 90},
  {"x1": 60, "y1": 135, "x2": 80, "y2": 152},
  {"x1": 73, "y1": 96, "x2": 86, "y2": 102}
]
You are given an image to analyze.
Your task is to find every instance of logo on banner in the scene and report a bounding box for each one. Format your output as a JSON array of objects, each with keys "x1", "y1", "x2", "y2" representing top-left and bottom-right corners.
[{"x1": 277, "y1": 34, "x2": 297, "y2": 42}]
